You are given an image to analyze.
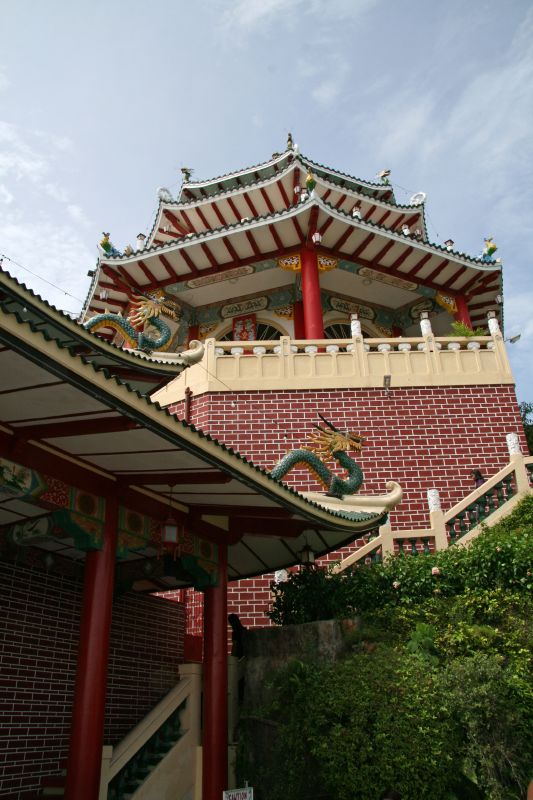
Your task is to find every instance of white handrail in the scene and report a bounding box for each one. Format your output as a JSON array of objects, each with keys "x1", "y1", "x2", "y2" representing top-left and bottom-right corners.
[{"x1": 99, "y1": 663, "x2": 202, "y2": 799}]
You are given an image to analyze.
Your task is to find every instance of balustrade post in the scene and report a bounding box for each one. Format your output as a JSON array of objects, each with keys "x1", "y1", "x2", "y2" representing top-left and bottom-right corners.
[
  {"x1": 427, "y1": 489, "x2": 448, "y2": 550},
  {"x1": 506, "y1": 433, "x2": 530, "y2": 493},
  {"x1": 487, "y1": 312, "x2": 513, "y2": 376},
  {"x1": 379, "y1": 522, "x2": 394, "y2": 557}
]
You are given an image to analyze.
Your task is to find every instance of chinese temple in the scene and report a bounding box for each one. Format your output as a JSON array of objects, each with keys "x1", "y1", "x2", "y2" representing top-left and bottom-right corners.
[{"x1": 1, "y1": 140, "x2": 532, "y2": 800}]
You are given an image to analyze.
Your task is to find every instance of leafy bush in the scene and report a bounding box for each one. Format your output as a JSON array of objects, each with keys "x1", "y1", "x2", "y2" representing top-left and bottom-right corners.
[
  {"x1": 450, "y1": 321, "x2": 488, "y2": 337},
  {"x1": 443, "y1": 654, "x2": 533, "y2": 800},
  {"x1": 251, "y1": 498, "x2": 533, "y2": 800},
  {"x1": 239, "y1": 649, "x2": 463, "y2": 800},
  {"x1": 268, "y1": 496, "x2": 533, "y2": 625}
]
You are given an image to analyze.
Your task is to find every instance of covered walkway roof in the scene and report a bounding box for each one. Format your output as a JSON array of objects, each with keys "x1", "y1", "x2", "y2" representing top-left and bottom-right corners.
[{"x1": 0, "y1": 267, "x2": 388, "y2": 590}]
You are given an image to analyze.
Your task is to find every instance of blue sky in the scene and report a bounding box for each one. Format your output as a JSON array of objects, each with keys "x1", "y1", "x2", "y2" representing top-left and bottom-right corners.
[{"x1": 1, "y1": 0, "x2": 532, "y2": 400}]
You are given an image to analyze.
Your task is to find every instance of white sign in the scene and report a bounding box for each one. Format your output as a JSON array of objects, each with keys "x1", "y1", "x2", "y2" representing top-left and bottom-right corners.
[
  {"x1": 223, "y1": 788, "x2": 253, "y2": 800},
  {"x1": 221, "y1": 297, "x2": 268, "y2": 319}
]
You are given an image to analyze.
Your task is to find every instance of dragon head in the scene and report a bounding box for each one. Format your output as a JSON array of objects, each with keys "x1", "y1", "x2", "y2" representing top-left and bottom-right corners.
[
  {"x1": 308, "y1": 414, "x2": 366, "y2": 460},
  {"x1": 128, "y1": 289, "x2": 181, "y2": 329}
]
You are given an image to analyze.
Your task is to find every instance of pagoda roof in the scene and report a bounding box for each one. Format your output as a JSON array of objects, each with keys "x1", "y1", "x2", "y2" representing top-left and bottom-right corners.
[
  {"x1": 148, "y1": 151, "x2": 422, "y2": 250},
  {"x1": 86, "y1": 193, "x2": 502, "y2": 328},
  {"x1": 0, "y1": 289, "x2": 389, "y2": 589},
  {"x1": 177, "y1": 150, "x2": 395, "y2": 203}
]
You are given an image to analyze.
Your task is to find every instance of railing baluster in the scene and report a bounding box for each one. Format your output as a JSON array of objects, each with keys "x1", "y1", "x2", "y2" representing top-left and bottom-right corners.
[
  {"x1": 409, "y1": 538, "x2": 418, "y2": 555},
  {"x1": 447, "y1": 519, "x2": 457, "y2": 543},
  {"x1": 422, "y1": 537, "x2": 430, "y2": 555}
]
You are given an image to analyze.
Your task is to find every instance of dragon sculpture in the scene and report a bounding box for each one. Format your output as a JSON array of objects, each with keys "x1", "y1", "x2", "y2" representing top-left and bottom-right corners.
[
  {"x1": 271, "y1": 414, "x2": 365, "y2": 499},
  {"x1": 84, "y1": 289, "x2": 181, "y2": 353}
]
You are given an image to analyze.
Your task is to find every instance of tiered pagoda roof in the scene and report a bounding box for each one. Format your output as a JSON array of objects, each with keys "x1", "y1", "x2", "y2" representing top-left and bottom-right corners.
[{"x1": 83, "y1": 147, "x2": 502, "y2": 331}]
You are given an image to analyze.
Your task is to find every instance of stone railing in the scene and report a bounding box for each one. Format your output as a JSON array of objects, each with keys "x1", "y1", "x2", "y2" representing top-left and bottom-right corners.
[
  {"x1": 152, "y1": 329, "x2": 512, "y2": 406},
  {"x1": 99, "y1": 664, "x2": 202, "y2": 800},
  {"x1": 334, "y1": 440, "x2": 533, "y2": 573}
]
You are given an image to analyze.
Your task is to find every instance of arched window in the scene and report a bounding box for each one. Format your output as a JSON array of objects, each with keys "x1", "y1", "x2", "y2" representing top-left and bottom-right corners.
[
  {"x1": 324, "y1": 322, "x2": 369, "y2": 339},
  {"x1": 219, "y1": 322, "x2": 284, "y2": 342}
]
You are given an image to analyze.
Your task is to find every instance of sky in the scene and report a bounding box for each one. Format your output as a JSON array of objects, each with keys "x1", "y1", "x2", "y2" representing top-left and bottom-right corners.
[{"x1": 0, "y1": 0, "x2": 532, "y2": 400}]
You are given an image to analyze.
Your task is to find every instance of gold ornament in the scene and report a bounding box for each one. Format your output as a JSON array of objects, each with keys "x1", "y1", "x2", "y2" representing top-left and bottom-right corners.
[
  {"x1": 318, "y1": 255, "x2": 338, "y2": 272},
  {"x1": 277, "y1": 254, "x2": 301, "y2": 272}
]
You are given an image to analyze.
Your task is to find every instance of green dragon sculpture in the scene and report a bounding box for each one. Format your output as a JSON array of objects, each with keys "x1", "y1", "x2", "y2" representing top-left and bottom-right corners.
[
  {"x1": 84, "y1": 289, "x2": 180, "y2": 353},
  {"x1": 271, "y1": 414, "x2": 365, "y2": 499}
]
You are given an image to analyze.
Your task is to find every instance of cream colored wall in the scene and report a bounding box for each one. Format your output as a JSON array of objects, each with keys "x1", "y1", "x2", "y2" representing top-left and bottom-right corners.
[{"x1": 152, "y1": 331, "x2": 514, "y2": 408}]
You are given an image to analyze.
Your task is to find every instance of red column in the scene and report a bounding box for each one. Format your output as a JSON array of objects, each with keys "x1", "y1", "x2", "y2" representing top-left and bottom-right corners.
[
  {"x1": 300, "y1": 247, "x2": 324, "y2": 339},
  {"x1": 65, "y1": 497, "x2": 118, "y2": 800},
  {"x1": 293, "y1": 300, "x2": 305, "y2": 339},
  {"x1": 454, "y1": 295, "x2": 472, "y2": 327},
  {"x1": 203, "y1": 544, "x2": 228, "y2": 800},
  {"x1": 188, "y1": 324, "x2": 199, "y2": 344}
]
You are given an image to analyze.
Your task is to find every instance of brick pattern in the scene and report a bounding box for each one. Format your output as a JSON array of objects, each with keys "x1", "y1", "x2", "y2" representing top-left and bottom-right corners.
[
  {"x1": 0, "y1": 562, "x2": 184, "y2": 799},
  {"x1": 170, "y1": 384, "x2": 527, "y2": 633}
]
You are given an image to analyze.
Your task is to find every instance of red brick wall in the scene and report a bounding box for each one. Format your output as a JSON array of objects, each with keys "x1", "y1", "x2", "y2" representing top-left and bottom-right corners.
[
  {"x1": 170, "y1": 384, "x2": 527, "y2": 633},
  {"x1": 0, "y1": 562, "x2": 184, "y2": 799}
]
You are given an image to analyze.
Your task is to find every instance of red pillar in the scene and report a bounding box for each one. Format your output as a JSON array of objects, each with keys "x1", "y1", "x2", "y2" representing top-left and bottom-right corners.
[
  {"x1": 188, "y1": 324, "x2": 199, "y2": 344},
  {"x1": 293, "y1": 300, "x2": 305, "y2": 339},
  {"x1": 203, "y1": 543, "x2": 228, "y2": 800},
  {"x1": 454, "y1": 295, "x2": 472, "y2": 327},
  {"x1": 300, "y1": 247, "x2": 324, "y2": 339},
  {"x1": 65, "y1": 497, "x2": 118, "y2": 800}
]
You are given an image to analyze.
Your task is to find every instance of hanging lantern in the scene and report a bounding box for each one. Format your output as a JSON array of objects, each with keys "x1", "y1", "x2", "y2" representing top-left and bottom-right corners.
[
  {"x1": 298, "y1": 542, "x2": 316, "y2": 568},
  {"x1": 161, "y1": 485, "x2": 180, "y2": 558},
  {"x1": 311, "y1": 231, "x2": 322, "y2": 245}
]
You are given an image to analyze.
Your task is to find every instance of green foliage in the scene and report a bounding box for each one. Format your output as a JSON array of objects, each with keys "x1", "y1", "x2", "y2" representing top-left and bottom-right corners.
[
  {"x1": 518, "y1": 401, "x2": 533, "y2": 455},
  {"x1": 240, "y1": 649, "x2": 462, "y2": 800},
  {"x1": 442, "y1": 654, "x2": 533, "y2": 800},
  {"x1": 269, "y1": 497, "x2": 533, "y2": 625},
  {"x1": 268, "y1": 566, "x2": 358, "y2": 625},
  {"x1": 450, "y1": 321, "x2": 488, "y2": 337},
  {"x1": 406, "y1": 622, "x2": 439, "y2": 665},
  {"x1": 248, "y1": 498, "x2": 533, "y2": 800}
]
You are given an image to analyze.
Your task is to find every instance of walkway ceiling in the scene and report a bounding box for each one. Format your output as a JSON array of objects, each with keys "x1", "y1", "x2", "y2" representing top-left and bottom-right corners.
[{"x1": 0, "y1": 273, "x2": 386, "y2": 590}]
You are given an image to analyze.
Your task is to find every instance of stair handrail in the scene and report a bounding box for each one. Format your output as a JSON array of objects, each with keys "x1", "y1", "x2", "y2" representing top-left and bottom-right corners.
[
  {"x1": 334, "y1": 452, "x2": 532, "y2": 573},
  {"x1": 99, "y1": 663, "x2": 202, "y2": 798},
  {"x1": 442, "y1": 460, "x2": 519, "y2": 524}
]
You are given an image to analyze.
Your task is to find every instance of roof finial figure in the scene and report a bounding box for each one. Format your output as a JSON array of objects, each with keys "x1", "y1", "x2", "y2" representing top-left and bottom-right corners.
[
  {"x1": 287, "y1": 132, "x2": 294, "y2": 150},
  {"x1": 99, "y1": 232, "x2": 120, "y2": 257},
  {"x1": 305, "y1": 169, "x2": 317, "y2": 196},
  {"x1": 378, "y1": 169, "x2": 391, "y2": 184},
  {"x1": 483, "y1": 237, "x2": 497, "y2": 261},
  {"x1": 181, "y1": 167, "x2": 193, "y2": 182},
  {"x1": 157, "y1": 187, "x2": 173, "y2": 202}
]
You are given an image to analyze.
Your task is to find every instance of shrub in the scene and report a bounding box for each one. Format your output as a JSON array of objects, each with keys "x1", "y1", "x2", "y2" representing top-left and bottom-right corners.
[
  {"x1": 239, "y1": 649, "x2": 463, "y2": 800},
  {"x1": 268, "y1": 497, "x2": 533, "y2": 626}
]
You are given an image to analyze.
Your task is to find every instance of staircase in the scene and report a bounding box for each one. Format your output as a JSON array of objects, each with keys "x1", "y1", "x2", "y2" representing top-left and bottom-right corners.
[
  {"x1": 334, "y1": 451, "x2": 533, "y2": 572},
  {"x1": 99, "y1": 663, "x2": 202, "y2": 800},
  {"x1": 32, "y1": 664, "x2": 202, "y2": 800}
]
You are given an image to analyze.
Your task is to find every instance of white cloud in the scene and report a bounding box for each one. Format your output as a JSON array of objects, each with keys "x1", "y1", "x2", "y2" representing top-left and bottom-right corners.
[
  {"x1": 351, "y1": 91, "x2": 436, "y2": 163},
  {"x1": 67, "y1": 203, "x2": 91, "y2": 227},
  {"x1": 0, "y1": 121, "x2": 94, "y2": 315},
  {"x1": 44, "y1": 182, "x2": 70, "y2": 203},
  {"x1": 0, "y1": 211, "x2": 94, "y2": 315},
  {"x1": 312, "y1": 79, "x2": 343, "y2": 107},
  {"x1": 224, "y1": 0, "x2": 291, "y2": 29},
  {"x1": 0, "y1": 122, "x2": 49, "y2": 181},
  {"x1": 0, "y1": 184, "x2": 13, "y2": 204},
  {"x1": 0, "y1": 71, "x2": 9, "y2": 92},
  {"x1": 223, "y1": 0, "x2": 378, "y2": 31}
]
